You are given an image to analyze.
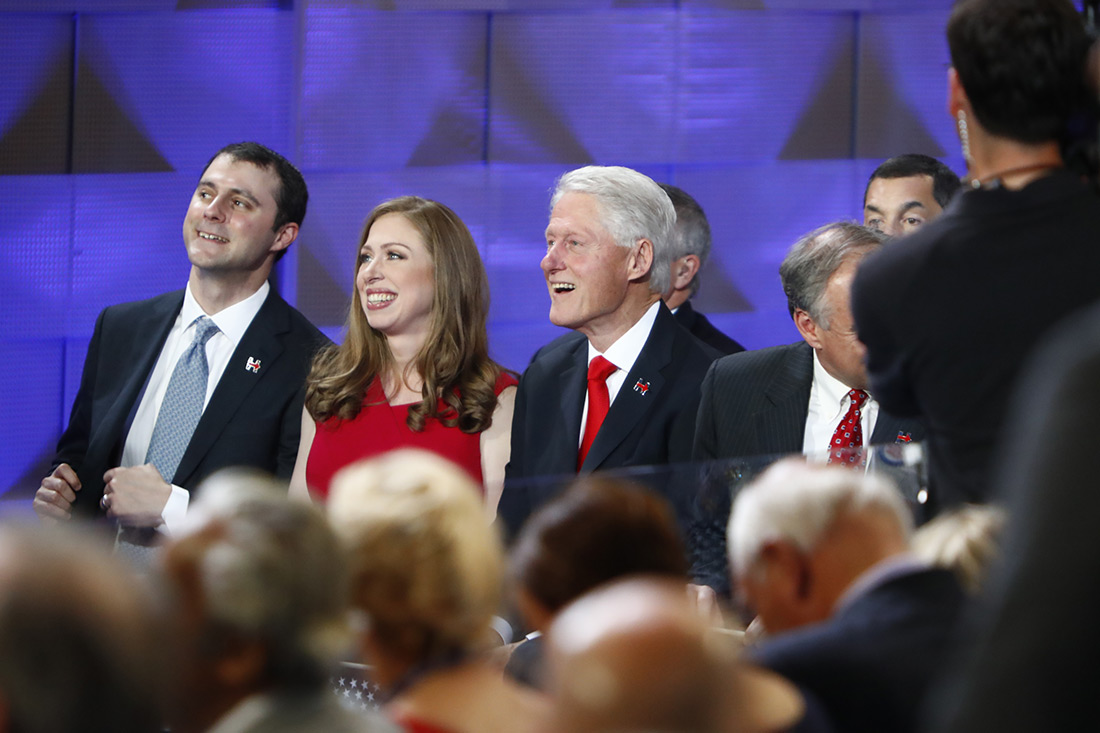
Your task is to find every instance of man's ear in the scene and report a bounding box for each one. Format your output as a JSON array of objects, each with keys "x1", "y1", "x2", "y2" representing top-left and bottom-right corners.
[
  {"x1": 627, "y1": 239, "x2": 654, "y2": 282},
  {"x1": 671, "y1": 254, "x2": 701, "y2": 292},
  {"x1": 270, "y1": 222, "x2": 299, "y2": 256},
  {"x1": 947, "y1": 67, "x2": 971, "y2": 121},
  {"x1": 794, "y1": 309, "x2": 823, "y2": 349}
]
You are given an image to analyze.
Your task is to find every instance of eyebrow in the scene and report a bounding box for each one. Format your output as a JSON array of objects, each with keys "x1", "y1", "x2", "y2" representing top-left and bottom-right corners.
[
  {"x1": 198, "y1": 180, "x2": 261, "y2": 207},
  {"x1": 864, "y1": 201, "x2": 927, "y2": 215}
]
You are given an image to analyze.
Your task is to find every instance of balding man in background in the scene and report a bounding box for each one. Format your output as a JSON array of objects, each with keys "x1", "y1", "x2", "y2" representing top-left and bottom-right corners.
[{"x1": 730, "y1": 460, "x2": 964, "y2": 733}]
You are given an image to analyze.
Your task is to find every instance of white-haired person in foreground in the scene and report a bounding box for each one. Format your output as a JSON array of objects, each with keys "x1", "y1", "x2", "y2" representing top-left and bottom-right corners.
[
  {"x1": 328, "y1": 449, "x2": 547, "y2": 733},
  {"x1": 161, "y1": 469, "x2": 397, "y2": 733},
  {"x1": 730, "y1": 459, "x2": 966, "y2": 733}
]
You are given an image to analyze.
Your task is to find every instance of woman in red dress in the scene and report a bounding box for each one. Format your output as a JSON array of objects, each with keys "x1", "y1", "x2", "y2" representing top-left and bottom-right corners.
[{"x1": 290, "y1": 197, "x2": 516, "y2": 515}]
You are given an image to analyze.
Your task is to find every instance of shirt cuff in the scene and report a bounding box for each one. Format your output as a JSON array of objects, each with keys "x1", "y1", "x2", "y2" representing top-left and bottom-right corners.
[{"x1": 159, "y1": 485, "x2": 190, "y2": 536}]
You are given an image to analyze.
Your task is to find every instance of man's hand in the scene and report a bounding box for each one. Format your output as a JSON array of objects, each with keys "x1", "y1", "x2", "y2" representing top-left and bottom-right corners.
[
  {"x1": 34, "y1": 463, "x2": 81, "y2": 524},
  {"x1": 101, "y1": 464, "x2": 171, "y2": 528}
]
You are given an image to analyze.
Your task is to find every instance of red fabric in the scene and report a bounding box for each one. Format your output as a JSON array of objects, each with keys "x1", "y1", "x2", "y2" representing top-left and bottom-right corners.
[
  {"x1": 306, "y1": 372, "x2": 517, "y2": 501},
  {"x1": 828, "y1": 388, "x2": 869, "y2": 465},
  {"x1": 578, "y1": 356, "x2": 617, "y2": 469},
  {"x1": 393, "y1": 715, "x2": 458, "y2": 733}
]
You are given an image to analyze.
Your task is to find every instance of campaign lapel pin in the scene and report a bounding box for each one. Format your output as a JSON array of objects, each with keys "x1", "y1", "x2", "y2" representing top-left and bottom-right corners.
[
  {"x1": 633, "y1": 379, "x2": 650, "y2": 396},
  {"x1": 895, "y1": 431, "x2": 912, "y2": 443},
  {"x1": 245, "y1": 357, "x2": 262, "y2": 374}
]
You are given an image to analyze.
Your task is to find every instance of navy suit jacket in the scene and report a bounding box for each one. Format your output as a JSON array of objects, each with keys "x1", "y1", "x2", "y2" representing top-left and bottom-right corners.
[
  {"x1": 752, "y1": 567, "x2": 966, "y2": 733},
  {"x1": 55, "y1": 287, "x2": 326, "y2": 516},
  {"x1": 500, "y1": 303, "x2": 720, "y2": 537}
]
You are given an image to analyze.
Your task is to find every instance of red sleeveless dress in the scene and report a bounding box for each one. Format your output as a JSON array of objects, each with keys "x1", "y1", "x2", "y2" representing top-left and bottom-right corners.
[{"x1": 305, "y1": 373, "x2": 517, "y2": 501}]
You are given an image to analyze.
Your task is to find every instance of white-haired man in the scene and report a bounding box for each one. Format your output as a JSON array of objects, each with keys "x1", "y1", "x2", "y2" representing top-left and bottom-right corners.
[
  {"x1": 729, "y1": 459, "x2": 965, "y2": 733},
  {"x1": 501, "y1": 166, "x2": 720, "y2": 536}
]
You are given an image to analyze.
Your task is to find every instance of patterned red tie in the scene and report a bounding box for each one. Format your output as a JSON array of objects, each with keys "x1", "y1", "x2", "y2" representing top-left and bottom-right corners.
[
  {"x1": 578, "y1": 356, "x2": 618, "y2": 470},
  {"x1": 828, "y1": 389, "x2": 869, "y2": 465}
]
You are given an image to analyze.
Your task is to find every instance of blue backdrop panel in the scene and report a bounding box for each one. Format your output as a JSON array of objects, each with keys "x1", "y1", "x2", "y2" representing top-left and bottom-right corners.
[
  {"x1": 0, "y1": 176, "x2": 74, "y2": 339},
  {"x1": 856, "y1": 10, "x2": 961, "y2": 166},
  {"x1": 73, "y1": 10, "x2": 294, "y2": 174},
  {"x1": 676, "y1": 11, "x2": 856, "y2": 162},
  {"x1": 70, "y1": 173, "x2": 196, "y2": 336},
  {"x1": 673, "y1": 159, "x2": 864, "y2": 349},
  {"x1": 0, "y1": 339, "x2": 66, "y2": 504},
  {"x1": 0, "y1": 15, "x2": 73, "y2": 174},
  {"x1": 301, "y1": 9, "x2": 489, "y2": 171},
  {"x1": 488, "y1": 11, "x2": 680, "y2": 165}
]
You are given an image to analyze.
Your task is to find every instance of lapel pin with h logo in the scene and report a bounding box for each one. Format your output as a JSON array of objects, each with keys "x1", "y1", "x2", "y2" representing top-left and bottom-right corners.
[
  {"x1": 245, "y1": 357, "x2": 262, "y2": 374},
  {"x1": 633, "y1": 379, "x2": 650, "y2": 396}
]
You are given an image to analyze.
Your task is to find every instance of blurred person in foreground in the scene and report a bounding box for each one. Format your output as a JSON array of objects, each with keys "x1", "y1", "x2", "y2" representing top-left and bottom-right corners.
[
  {"x1": 659, "y1": 183, "x2": 746, "y2": 355},
  {"x1": 543, "y1": 577, "x2": 808, "y2": 733},
  {"x1": 505, "y1": 474, "x2": 691, "y2": 690},
  {"x1": 161, "y1": 470, "x2": 396, "y2": 733},
  {"x1": 292, "y1": 197, "x2": 516, "y2": 517},
  {"x1": 329, "y1": 449, "x2": 547, "y2": 733},
  {"x1": 851, "y1": 0, "x2": 1100, "y2": 509},
  {"x1": 730, "y1": 460, "x2": 965, "y2": 733},
  {"x1": 862, "y1": 154, "x2": 960, "y2": 238},
  {"x1": 0, "y1": 523, "x2": 163, "y2": 732}
]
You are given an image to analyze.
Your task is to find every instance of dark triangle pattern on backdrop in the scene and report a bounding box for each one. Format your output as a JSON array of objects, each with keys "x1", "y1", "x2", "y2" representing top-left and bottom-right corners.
[
  {"x1": 855, "y1": 47, "x2": 946, "y2": 159},
  {"x1": 778, "y1": 34, "x2": 855, "y2": 160},
  {"x1": 0, "y1": 52, "x2": 72, "y2": 174}
]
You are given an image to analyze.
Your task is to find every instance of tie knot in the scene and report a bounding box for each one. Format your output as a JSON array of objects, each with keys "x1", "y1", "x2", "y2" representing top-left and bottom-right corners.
[
  {"x1": 847, "y1": 389, "x2": 868, "y2": 409},
  {"x1": 191, "y1": 316, "x2": 220, "y2": 346},
  {"x1": 588, "y1": 355, "x2": 617, "y2": 382}
]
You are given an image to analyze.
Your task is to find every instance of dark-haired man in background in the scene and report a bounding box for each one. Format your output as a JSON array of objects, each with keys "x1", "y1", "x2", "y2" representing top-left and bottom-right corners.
[
  {"x1": 658, "y1": 183, "x2": 745, "y2": 355},
  {"x1": 863, "y1": 153, "x2": 960, "y2": 238},
  {"x1": 34, "y1": 142, "x2": 326, "y2": 541}
]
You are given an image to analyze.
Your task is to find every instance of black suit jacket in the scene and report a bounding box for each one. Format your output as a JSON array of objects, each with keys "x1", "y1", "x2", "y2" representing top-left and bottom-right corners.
[
  {"x1": 673, "y1": 301, "x2": 745, "y2": 356},
  {"x1": 694, "y1": 341, "x2": 922, "y2": 460},
  {"x1": 54, "y1": 287, "x2": 326, "y2": 516},
  {"x1": 753, "y1": 567, "x2": 966, "y2": 733},
  {"x1": 500, "y1": 303, "x2": 720, "y2": 536}
]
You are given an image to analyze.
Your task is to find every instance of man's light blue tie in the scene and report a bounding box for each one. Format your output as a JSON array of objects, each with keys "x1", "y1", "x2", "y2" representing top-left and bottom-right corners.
[{"x1": 145, "y1": 315, "x2": 220, "y2": 483}]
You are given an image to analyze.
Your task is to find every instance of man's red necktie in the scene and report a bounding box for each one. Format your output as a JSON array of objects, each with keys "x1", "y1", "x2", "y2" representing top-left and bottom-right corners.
[
  {"x1": 578, "y1": 356, "x2": 617, "y2": 469},
  {"x1": 827, "y1": 389, "x2": 869, "y2": 465}
]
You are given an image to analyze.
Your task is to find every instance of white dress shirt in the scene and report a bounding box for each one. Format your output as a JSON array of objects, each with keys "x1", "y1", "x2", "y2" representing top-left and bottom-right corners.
[
  {"x1": 578, "y1": 300, "x2": 661, "y2": 448},
  {"x1": 120, "y1": 281, "x2": 269, "y2": 533},
  {"x1": 802, "y1": 350, "x2": 879, "y2": 460}
]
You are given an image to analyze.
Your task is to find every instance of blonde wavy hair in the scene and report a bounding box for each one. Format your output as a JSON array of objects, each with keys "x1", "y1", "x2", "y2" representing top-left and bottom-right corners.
[
  {"x1": 305, "y1": 196, "x2": 506, "y2": 432},
  {"x1": 327, "y1": 450, "x2": 504, "y2": 660}
]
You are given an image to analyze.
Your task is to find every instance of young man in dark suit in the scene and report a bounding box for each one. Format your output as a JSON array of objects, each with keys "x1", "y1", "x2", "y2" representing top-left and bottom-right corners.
[
  {"x1": 730, "y1": 460, "x2": 966, "y2": 733},
  {"x1": 501, "y1": 166, "x2": 719, "y2": 536},
  {"x1": 34, "y1": 142, "x2": 326, "y2": 538}
]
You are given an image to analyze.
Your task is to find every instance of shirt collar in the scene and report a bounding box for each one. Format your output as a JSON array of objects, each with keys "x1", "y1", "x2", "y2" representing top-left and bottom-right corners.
[
  {"x1": 833, "y1": 552, "x2": 928, "y2": 614},
  {"x1": 811, "y1": 349, "x2": 868, "y2": 420},
  {"x1": 588, "y1": 300, "x2": 662, "y2": 372},
  {"x1": 183, "y1": 280, "x2": 270, "y2": 346}
]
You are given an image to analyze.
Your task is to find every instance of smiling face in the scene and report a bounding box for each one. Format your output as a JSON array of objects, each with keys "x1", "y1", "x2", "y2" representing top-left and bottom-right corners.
[
  {"x1": 183, "y1": 155, "x2": 295, "y2": 285},
  {"x1": 863, "y1": 175, "x2": 943, "y2": 237},
  {"x1": 356, "y1": 212, "x2": 436, "y2": 342},
  {"x1": 542, "y1": 192, "x2": 653, "y2": 349}
]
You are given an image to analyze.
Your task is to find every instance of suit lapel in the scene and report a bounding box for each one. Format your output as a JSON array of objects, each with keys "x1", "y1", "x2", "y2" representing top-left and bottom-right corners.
[
  {"x1": 88, "y1": 293, "x2": 182, "y2": 468},
  {"x1": 581, "y1": 306, "x2": 674, "y2": 471},
  {"x1": 557, "y1": 340, "x2": 588, "y2": 471},
  {"x1": 756, "y1": 342, "x2": 813, "y2": 455},
  {"x1": 173, "y1": 290, "x2": 289, "y2": 485},
  {"x1": 871, "y1": 410, "x2": 911, "y2": 445}
]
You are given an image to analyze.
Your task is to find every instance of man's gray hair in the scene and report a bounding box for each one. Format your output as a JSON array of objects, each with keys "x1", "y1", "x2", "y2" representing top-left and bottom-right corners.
[
  {"x1": 183, "y1": 470, "x2": 348, "y2": 688},
  {"x1": 727, "y1": 459, "x2": 914, "y2": 579},
  {"x1": 779, "y1": 221, "x2": 886, "y2": 327},
  {"x1": 551, "y1": 165, "x2": 676, "y2": 295},
  {"x1": 659, "y1": 183, "x2": 711, "y2": 297}
]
